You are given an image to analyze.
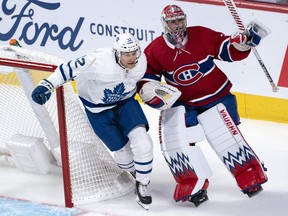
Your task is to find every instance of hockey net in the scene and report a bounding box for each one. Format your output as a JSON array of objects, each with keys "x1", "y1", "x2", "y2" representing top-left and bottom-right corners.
[{"x1": 0, "y1": 45, "x2": 134, "y2": 207}]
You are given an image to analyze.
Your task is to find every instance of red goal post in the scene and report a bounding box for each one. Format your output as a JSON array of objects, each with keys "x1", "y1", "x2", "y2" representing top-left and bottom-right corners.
[{"x1": 0, "y1": 45, "x2": 134, "y2": 207}]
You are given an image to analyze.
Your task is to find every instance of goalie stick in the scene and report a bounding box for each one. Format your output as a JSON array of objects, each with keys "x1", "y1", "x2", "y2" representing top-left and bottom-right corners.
[{"x1": 222, "y1": 0, "x2": 279, "y2": 92}]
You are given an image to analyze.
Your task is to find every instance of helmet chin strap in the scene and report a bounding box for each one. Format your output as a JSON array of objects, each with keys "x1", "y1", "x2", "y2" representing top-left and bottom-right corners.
[{"x1": 114, "y1": 51, "x2": 124, "y2": 69}]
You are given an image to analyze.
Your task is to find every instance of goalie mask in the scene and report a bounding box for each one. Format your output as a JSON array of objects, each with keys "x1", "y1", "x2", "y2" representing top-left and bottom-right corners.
[
  {"x1": 161, "y1": 5, "x2": 187, "y2": 45},
  {"x1": 114, "y1": 33, "x2": 141, "y2": 68}
]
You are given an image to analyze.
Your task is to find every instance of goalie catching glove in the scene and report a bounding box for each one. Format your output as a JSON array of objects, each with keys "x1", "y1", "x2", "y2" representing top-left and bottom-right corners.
[
  {"x1": 139, "y1": 81, "x2": 181, "y2": 110},
  {"x1": 230, "y1": 20, "x2": 271, "y2": 52},
  {"x1": 31, "y1": 79, "x2": 54, "y2": 105}
]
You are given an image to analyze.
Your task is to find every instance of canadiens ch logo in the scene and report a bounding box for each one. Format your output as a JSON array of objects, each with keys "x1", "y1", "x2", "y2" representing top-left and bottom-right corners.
[{"x1": 174, "y1": 63, "x2": 203, "y2": 86}]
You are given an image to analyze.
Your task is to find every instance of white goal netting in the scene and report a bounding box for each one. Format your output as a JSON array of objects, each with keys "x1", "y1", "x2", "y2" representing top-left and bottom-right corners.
[{"x1": 0, "y1": 45, "x2": 134, "y2": 206}]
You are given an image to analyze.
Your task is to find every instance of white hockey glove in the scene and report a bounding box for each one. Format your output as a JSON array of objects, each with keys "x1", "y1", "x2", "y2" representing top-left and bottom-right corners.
[
  {"x1": 230, "y1": 20, "x2": 271, "y2": 52},
  {"x1": 139, "y1": 81, "x2": 181, "y2": 111}
]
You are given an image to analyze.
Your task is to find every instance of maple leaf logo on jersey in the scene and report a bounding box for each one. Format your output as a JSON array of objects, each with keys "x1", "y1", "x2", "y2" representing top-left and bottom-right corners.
[{"x1": 102, "y1": 83, "x2": 129, "y2": 103}]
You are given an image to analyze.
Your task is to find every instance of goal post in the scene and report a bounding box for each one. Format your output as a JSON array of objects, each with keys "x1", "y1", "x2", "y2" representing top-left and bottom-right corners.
[
  {"x1": 57, "y1": 85, "x2": 73, "y2": 207},
  {"x1": 0, "y1": 46, "x2": 134, "y2": 207}
]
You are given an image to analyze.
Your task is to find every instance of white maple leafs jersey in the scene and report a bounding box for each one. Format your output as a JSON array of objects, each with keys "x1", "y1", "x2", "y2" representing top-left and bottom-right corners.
[{"x1": 47, "y1": 47, "x2": 147, "y2": 113}]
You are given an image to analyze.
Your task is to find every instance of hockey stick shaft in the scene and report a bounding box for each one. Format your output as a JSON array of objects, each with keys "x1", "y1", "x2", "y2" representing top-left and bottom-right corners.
[{"x1": 222, "y1": 0, "x2": 279, "y2": 92}]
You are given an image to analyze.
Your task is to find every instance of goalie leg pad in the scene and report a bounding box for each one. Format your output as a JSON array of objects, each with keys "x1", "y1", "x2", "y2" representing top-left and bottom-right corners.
[
  {"x1": 160, "y1": 106, "x2": 212, "y2": 202},
  {"x1": 163, "y1": 146, "x2": 212, "y2": 202},
  {"x1": 197, "y1": 103, "x2": 268, "y2": 192},
  {"x1": 160, "y1": 106, "x2": 205, "y2": 152}
]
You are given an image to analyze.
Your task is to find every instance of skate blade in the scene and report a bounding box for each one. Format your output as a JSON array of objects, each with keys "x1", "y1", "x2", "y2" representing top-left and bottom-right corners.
[{"x1": 136, "y1": 200, "x2": 150, "y2": 210}]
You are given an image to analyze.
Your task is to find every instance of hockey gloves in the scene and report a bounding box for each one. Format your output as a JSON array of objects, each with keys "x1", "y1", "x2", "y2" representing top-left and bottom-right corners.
[
  {"x1": 31, "y1": 79, "x2": 54, "y2": 105},
  {"x1": 230, "y1": 32, "x2": 250, "y2": 52},
  {"x1": 230, "y1": 20, "x2": 271, "y2": 52},
  {"x1": 139, "y1": 81, "x2": 181, "y2": 111}
]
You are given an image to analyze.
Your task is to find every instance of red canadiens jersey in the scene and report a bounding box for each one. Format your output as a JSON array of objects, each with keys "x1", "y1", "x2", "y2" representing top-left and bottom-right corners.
[{"x1": 141, "y1": 26, "x2": 250, "y2": 107}]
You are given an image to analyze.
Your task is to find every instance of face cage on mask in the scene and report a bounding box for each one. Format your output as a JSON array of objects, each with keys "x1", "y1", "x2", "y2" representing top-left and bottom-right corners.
[{"x1": 163, "y1": 18, "x2": 187, "y2": 43}]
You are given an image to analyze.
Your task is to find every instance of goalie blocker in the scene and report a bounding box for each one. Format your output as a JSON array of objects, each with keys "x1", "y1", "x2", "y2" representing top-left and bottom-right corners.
[{"x1": 159, "y1": 104, "x2": 267, "y2": 206}]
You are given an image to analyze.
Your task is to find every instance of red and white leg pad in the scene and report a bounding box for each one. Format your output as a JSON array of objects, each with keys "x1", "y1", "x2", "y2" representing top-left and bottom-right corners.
[
  {"x1": 160, "y1": 106, "x2": 212, "y2": 201},
  {"x1": 197, "y1": 103, "x2": 268, "y2": 192}
]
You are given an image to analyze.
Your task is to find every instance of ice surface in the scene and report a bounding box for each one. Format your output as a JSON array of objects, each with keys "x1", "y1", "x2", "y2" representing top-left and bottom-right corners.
[{"x1": 1, "y1": 104, "x2": 288, "y2": 216}]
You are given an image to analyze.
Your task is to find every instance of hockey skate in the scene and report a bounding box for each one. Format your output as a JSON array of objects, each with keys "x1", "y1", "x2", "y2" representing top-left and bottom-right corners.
[
  {"x1": 244, "y1": 185, "x2": 263, "y2": 197},
  {"x1": 188, "y1": 190, "x2": 208, "y2": 207},
  {"x1": 135, "y1": 181, "x2": 152, "y2": 210}
]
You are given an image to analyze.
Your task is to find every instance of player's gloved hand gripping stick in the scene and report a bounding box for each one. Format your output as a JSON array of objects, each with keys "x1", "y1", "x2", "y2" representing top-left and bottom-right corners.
[
  {"x1": 223, "y1": 0, "x2": 279, "y2": 92},
  {"x1": 31, "y1": 79, "x2": 54, "y2": 105}
]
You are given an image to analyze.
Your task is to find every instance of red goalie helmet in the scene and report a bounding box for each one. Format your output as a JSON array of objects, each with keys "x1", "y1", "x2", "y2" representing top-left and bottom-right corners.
[
  {"x1": 161, "y1": 5, "x2": 186, "y2": 22},
  {"x1": 161, "y1": 5, "x2": 187, "y2": 44}
]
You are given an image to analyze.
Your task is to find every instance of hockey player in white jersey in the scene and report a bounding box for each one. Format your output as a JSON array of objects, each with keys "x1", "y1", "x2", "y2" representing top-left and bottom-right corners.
[{"x1": 31, "y1": 33, "x2": 153, "y2": 210}]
